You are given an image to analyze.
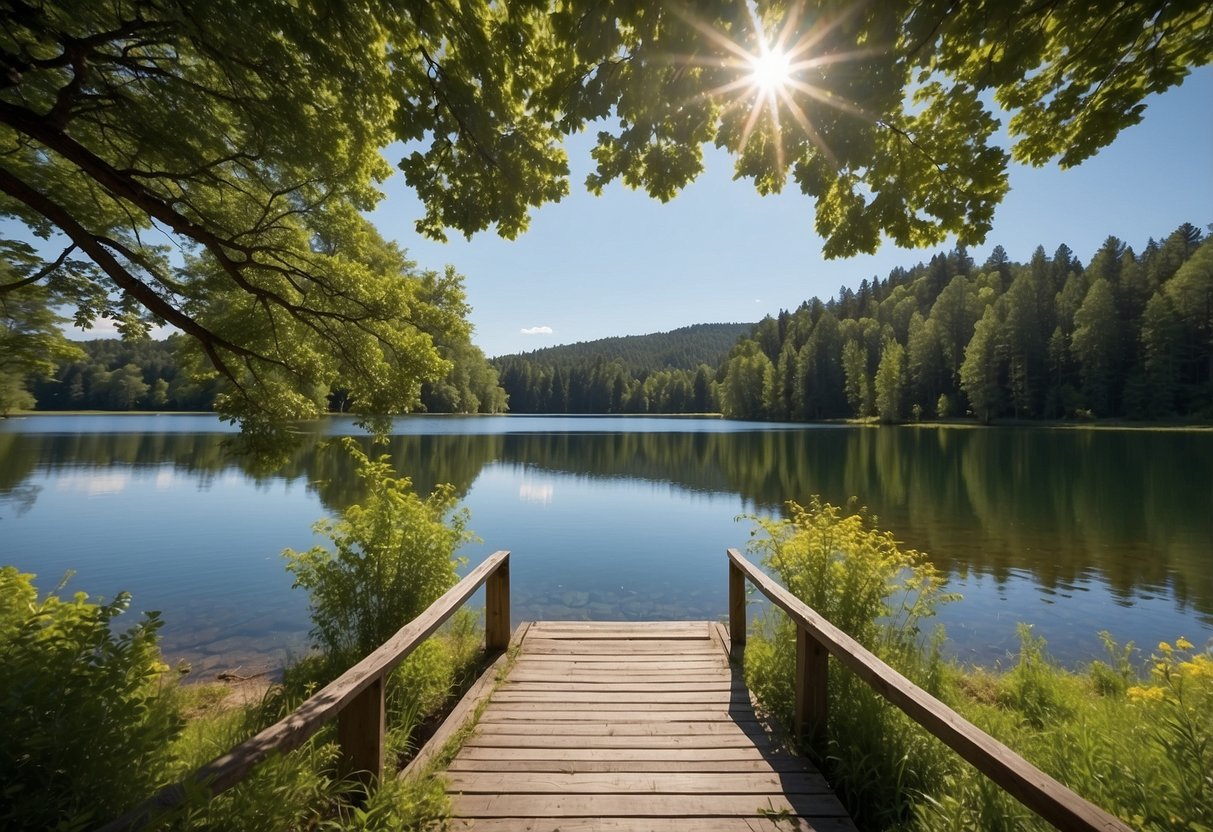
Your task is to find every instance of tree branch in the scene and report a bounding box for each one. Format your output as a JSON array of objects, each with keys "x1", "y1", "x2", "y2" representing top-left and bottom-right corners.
[{"x1": 0, "y1": 243, "x2": 76, "y2": 294}]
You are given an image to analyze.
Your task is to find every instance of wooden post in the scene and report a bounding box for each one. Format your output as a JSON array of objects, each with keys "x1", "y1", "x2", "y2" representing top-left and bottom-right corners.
[
  {"x1": 794, "y1": 626, "x2": 829, "y2": 752},
  {"x1": 728, "y1": 559, "x2": 746, "y2": 657},
  {"x1": 337, "y1": 674, "x2": 384, "y2": 787},
  {"x1": 485, "y1": 556, "x2": 510, "y2": 652}
]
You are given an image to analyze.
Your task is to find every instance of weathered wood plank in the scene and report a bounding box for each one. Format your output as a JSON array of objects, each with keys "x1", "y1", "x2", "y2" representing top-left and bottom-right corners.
[
  {"x1": 445, "y1": 771, "x2": 831, "y2": 795},
  {"x1": 510, "y1": 659, "x2": 724, "y2": 672},
  {"x1": 528, "y1": 621, "x2": 709, "y2": 638},
  {"x1": 500, "y1": 680, "x2": 739, "y2": 692},
  {"x1": 512, "y1": 654, "x2": 724, "y2": 665},
  {"x1": 451, "y1": 793, "x2": 851, "y2": 818},
  {"x1": 453, "y1": 746, "x2": 784, "y2": 761},
  {"x1": 490, "y1": 689, "x2": 750, "y2": 704},
  {"x1": 462, "y1": 733, "x2": 778, "y2": 749},
  {"x1": 521, "y1": 640, "x2": 719, "y2": 655},
  {"x1": 485, "y1": 558, "x2": 511, "y2": 651},
  {"x1": 505, "y1": 671, "x2": 729, "y2": 684},
  {"x1": 477, "y1": 709, "x2": 749, "y2": 723},
  {"x1": 449, "y1": 818, "x2": 858, "y2": 832},
  {"x1": 336, "y1": 675, "x2": 383, "y2": 785},
  {"x1": 471, "y1": 720, "x2": 766, "y2": 736},
  {"x1": 446, "y1": 758, "x2": 808, "y2": 774}
]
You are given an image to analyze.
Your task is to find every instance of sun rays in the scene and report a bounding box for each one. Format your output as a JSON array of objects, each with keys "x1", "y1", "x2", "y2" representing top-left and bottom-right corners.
[{"x1": 667, "y1": 2, "x2": 877, "y2": 174}]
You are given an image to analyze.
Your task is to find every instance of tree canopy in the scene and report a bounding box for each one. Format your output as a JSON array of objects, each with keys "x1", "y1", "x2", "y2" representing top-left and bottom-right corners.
[{"x1": 1, "y1": 0, "x2": 1209, "y2": 428}]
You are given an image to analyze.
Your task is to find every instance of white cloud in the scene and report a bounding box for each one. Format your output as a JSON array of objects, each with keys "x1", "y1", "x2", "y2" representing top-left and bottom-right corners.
[{"x1": 520, "y1": 325, "x2": 554, "y2": 335}]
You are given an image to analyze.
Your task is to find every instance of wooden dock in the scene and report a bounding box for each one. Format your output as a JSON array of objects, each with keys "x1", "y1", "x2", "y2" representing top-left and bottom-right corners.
[
  {"x1": 441, "y1": 620, "x2": 855, "y2": 832},
  {"x1": 101, "y1": 550, "x2": 1133, "y2": 832}
]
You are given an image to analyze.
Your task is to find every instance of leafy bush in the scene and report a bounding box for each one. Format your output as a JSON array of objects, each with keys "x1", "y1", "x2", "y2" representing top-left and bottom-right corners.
[
  {"x1": 742, "y1": 498, "x2": 1213, "y2": 831},
  {"x1": 283, "y1": 437, "x2": 475, "y2": 668},
  {"x1": 744, "y1": 498, "x2": 956, "y2": 828},
  {"x1": 0, "y1": 568, "x2": 182, "y2": 831}
]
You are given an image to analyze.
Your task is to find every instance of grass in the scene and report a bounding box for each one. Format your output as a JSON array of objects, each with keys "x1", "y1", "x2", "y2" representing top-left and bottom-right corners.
[
  {"x1": 742, "y1": 499, "x2": 1213, "y2": 831},
  {"x1": 147, "y1": 609, "x2": 485, "y2": 831}
]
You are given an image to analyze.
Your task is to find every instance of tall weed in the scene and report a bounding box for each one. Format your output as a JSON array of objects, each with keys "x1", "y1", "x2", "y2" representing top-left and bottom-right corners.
[
  {"x1": 742, "y1": 498, "x2": 1213, "y2": 832},
  {"x1": 743, "y1": 498, "x2": 956, "y2": 828}
]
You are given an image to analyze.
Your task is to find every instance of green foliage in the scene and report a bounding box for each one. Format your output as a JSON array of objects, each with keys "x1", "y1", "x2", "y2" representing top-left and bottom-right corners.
[
  {"x1": 283, "y1": 438, "x2": 474, "y2": 667},
  {"x1": 3, "y1": 2, "x2": 1205, "y2": 434},
  {"x1": 0, "y1": 259, "x2": 84, "y2": 414},
  {"x1": 744, "y1": 498, "x2": 955, "y2": 827},
  {"x1": 716, "y1": 227, "x2": 1211, "y2": 424},
  {"x1": 874, "y1": 338, "x2": 906, "y2": 422},
  {"x1": 0, "y1": 568, "x2": 182, "y2": 831},
  {"x1": 742, "y1": 503, "x2": 1213, "y2": 831}
]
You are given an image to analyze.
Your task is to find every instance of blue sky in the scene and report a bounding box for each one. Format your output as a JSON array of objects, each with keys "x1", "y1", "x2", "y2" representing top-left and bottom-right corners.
[{"x1": 370, "y1": 66, "x2": 1213, "y2": 358}]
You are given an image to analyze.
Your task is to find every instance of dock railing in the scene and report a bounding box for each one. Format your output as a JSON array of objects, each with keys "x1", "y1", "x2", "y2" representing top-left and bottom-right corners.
[
  {"x1": 98, "y1": 550, "x2": 511, "y2": 832},
  {"x1": 728, "y1": 548, "x2": 1133, "y2": 832}
]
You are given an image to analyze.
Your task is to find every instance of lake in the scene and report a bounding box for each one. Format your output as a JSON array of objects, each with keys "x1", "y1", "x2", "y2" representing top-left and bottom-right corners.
[{"x1": 1, "y1": 414, "x2": 1210, "y2": 675}]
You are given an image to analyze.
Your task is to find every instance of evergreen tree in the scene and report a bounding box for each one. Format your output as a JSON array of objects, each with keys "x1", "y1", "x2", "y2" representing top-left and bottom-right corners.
[
  {"x1": 874, "y1": 339, "x2": 907, "y2": 423},
  {"x1": 1071, "y1": 279, "x2": 1120, "y2": 415},
  {"x1": 960, "y1": 307, "x2": 1002, "y2": 423}
]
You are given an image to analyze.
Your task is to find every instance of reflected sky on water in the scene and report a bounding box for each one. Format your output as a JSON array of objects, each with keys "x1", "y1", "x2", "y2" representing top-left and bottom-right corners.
[{"x1": 1, "y1": 414, "x2": 1209, "y2": 672}]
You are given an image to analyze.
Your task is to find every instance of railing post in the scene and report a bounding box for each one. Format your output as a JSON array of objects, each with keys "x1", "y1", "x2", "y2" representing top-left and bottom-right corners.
[
  {"x1": 337, "y1": 673, "x2": 384, "y2": 787},
  {"x1": 729, "y1": 557, "x2": 746, "y2": 657},
  {"x1": 795, "y1": 626, "x2": 829, "y2": 752},
  {"x1": 486, "y1": 555, "x2": 510, "y2": 652}
]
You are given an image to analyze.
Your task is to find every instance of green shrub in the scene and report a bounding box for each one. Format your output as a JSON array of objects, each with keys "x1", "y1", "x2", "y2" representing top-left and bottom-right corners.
[
  {"x1": 742, "y1": 498, "x2": 1213, "y2": 831},
  {"x1": 743, "y1": 498, "x2": 956, "y2": 828},
  {"x1": 0, "y1": 568, "x2": 182, "y2": 831},
  {"x1": 283, "y1": 437, "x2": 475, "y2": 668}
]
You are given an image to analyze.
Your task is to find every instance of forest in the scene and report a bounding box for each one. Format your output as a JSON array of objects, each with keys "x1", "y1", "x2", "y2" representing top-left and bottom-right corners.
[
  {"x1": 492, "y1": 323, "x2": 750, "y2": 413},
  {"x1": 11, "y1": 224, "x2": 1210, "y2": 423},
  {"x1": 18, "y1": 332, "x2": 508, "y2": 416},
  {"x1": 498, "y1": 223, "x2": 1212, "y2": 422}
]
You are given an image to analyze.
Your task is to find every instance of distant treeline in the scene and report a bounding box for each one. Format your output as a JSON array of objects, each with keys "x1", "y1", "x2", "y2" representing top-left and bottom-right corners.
[
  {"x1": 495, "y1": 224, "x2": 1212, "y2": 421},
  {"x1": 29, "y1": 334, "x2": 508, "y2": 415},
  {"x1": 719, "y1": 223, "x2": 1211, "y2": 422},
  {"x1": 492, "y1": 323, "x2": 751, "y2": 413},
  {"x1": 22, "y1": 225, "x2": 1212, "y2": 422},
  {"x1": 30, "y1": 336, "x2": 221, "y2": 411}
]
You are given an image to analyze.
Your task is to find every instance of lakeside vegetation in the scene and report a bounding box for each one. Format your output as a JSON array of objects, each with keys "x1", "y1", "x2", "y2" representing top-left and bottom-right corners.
[
  {"x1": 5, "y1": 485, "x2": 1210, "y2": 830},
  {"x1": 1, "y1": 443, "x2": 481, "y2": 831},
  {"x1": 744, "y1": 500, "x2": 1213, "y2": 831}
]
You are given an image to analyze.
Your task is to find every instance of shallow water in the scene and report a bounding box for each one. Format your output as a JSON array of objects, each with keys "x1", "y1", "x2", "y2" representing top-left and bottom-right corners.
[{"x1": 1, "y1": 414, "x2": 1209, "y2": 672}]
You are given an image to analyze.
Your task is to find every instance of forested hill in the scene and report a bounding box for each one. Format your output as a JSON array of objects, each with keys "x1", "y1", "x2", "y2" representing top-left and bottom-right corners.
[
  {"x1": 495, "y1": 323, "x2": 753, "y2": 372},
  {"x1": 493, "y1": 222, "x2": 1212, "y2": 421},
  {"x1": 491, "y1": 323, "x2": 753, "y2": 413}
]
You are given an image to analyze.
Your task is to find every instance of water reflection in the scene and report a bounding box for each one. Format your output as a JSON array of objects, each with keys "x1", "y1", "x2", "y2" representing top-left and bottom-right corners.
[{"x1": 1, "y1": 419, "x2": 1210, "y2": 668}]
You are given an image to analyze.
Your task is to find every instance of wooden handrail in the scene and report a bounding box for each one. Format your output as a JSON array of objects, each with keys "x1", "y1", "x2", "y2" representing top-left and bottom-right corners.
[
  {"x1": 727, "y1": 548, "x2": 1133, "y2": 832},
  {"x1": 98, "y1": 550, "x2": 511, "y2": 832}
]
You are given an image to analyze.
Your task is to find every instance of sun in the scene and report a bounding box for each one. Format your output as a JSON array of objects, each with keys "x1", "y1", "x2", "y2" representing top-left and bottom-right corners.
[
  {"x1": 748, "y1": 46, "x2": 792, "y2": 96},
  {"x1": 666, "y1": 3, "x2": 876, "y2": 170}
]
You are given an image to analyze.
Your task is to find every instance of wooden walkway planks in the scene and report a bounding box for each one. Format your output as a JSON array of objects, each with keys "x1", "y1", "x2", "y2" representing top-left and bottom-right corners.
[{"x1": 443, "y1": 620, "x2": 855, "y2": 832}]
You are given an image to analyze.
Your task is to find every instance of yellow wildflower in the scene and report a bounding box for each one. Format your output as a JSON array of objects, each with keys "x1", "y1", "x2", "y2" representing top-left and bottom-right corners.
[
  {"x1": 1175, "y1": 636, "x2": 1193, "y2": 651},
  {"x1": 1158, "y1": 641, "x2": 1173, "y2": 655},
  {"x1": 1178, "y1": 655, "x2": 1213, "y2": 681},
  {"x1": 1127, "y1": 685, "x2": 1165, "y2": 703}
]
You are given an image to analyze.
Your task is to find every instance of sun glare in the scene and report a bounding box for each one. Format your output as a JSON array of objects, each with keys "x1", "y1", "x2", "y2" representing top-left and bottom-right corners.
[
  {"x1": 666, "y1": 3, "x2": 877, "y2": 170},
  {"x1": 749, "y1": 46, "x2": 792, "y2": 95}
]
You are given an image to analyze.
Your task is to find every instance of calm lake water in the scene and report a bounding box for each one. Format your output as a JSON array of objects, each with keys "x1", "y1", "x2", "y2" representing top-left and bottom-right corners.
[{"x1": 1, "y1": 414, "x2": 1210, "y2": 674}]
